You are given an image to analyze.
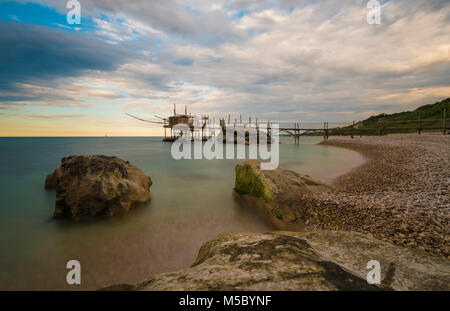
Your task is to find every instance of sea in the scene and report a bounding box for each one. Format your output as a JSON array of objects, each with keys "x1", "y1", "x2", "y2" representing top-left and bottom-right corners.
[{"x1": 0, "y1": 136, "x2": 364, "y2": 290}]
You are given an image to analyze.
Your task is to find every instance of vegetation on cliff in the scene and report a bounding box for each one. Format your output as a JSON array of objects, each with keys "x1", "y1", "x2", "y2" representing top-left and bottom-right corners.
[{"x1": 326, "y1": 98, "x2": 449, "y2": 136}]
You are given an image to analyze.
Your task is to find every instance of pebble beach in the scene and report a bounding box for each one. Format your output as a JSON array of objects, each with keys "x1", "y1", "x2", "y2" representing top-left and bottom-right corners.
[{"x1": 302, "y1": 134, "x2": 450, "y2": 258}]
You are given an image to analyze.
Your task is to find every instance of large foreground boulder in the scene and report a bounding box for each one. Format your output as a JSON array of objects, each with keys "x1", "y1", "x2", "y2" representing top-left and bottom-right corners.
[
  {"x1": 45, "y1": 155, "x2": 152, "y2": 219},
  {"x1": 107, "y1": 231, "x2": 449, "y2": 291},
  {"x1": 234, "y1": 160, "x2": 333, "y2": 229}
]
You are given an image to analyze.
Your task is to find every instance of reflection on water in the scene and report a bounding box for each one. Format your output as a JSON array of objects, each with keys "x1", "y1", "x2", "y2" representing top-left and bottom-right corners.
[{"x1": 0, "y1": 137, "x2": 364, "y2": 290}]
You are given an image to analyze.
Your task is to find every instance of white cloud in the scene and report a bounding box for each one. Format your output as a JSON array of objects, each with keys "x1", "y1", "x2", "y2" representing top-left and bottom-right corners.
[{"x1": 5, "y1": 0, "x2": 450, "y2": 126}]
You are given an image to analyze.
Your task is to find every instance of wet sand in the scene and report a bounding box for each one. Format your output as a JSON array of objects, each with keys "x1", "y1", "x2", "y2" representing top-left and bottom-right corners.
[{"x1": 309, "y1": 146, "x2": 366, "y2": 185}]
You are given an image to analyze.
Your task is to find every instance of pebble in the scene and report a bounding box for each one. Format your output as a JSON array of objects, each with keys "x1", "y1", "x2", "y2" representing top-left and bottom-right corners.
[{"x1": 304, "y1": 134, "x2": 450, "y2": 258}]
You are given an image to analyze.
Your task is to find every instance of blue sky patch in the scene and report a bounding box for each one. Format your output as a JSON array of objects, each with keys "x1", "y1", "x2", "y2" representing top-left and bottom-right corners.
[
  {"x1": 0, "y1": 1, "x2": 96, "y2": 32},
  {"x1": 231, "y1": 9, "x2": 251, "y2": 20},
  {"x1": 174, "y1": 58, "x2": 194, "y2": 66}
]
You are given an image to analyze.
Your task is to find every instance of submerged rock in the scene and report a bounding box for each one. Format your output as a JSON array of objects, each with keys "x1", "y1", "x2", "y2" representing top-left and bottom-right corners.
[
  {"x1": 126, "y1": 231, "x2": 449, "y2": 290},
  {"x1": 45, "y1": 155, "x2": 152, "y2": 220},
  {"x1": 234, "y1": 160, "x2": 333, "y2": 229}
]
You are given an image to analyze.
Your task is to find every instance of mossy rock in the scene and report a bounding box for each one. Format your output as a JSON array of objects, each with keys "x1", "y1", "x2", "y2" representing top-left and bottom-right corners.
[{"x1": 234, "y1": 161, "x2": 276, "y2": 200}]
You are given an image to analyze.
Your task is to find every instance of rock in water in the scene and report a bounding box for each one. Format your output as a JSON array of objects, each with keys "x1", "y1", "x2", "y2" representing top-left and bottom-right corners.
[
  {"x1": 130, "y1": 231, "x2": 449, "y2": 290},
  {"x1": 45, "y1": 155, "x2": 152, "y2": 220},
  {"x1": 234, "y1": 160, "x2": 333, "y2": 229}
]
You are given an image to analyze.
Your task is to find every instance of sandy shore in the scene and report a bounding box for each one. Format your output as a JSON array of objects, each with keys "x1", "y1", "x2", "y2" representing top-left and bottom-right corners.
[{"x1": 304, "y1": 134, "x2": 450, "y2": 258}]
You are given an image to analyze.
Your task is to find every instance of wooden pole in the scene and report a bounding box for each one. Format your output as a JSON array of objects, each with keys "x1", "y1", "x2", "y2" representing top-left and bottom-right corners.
[
  {"x1": 294, "y1": 123, "x2": 296, "y2": 144},
  {"x1": 351, "y1": 121, "x2": 354, "y2": 139},
  {"x1": 256, "y1": 118, "x2": 259, "y2": 143},
  {"x1": 444, "y1": 108, "x2": 447, "y2": 135},
  {"x1": 268, "y1": 121, "x2": 271, "y2": 143},
  {"x1": 418, "y1": 112, "x2": 422, "y2": 135},
  {"x1": 326, "y1": 122, "x2": 329, "y2": 140}
]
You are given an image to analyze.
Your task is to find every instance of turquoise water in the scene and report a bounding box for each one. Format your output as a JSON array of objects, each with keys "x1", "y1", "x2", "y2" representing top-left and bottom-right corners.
[{"x1": 0, "y1": 137, "x2": 364, "y2": 290}]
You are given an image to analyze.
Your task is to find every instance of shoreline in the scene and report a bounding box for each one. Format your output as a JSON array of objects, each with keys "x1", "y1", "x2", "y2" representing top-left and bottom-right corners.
[
  {"x1": 313, "y1": 133, "x2": 449, "y2": 258},
  {"x1": 312, "y1": 143, "x2": 368, "y2": 186}
]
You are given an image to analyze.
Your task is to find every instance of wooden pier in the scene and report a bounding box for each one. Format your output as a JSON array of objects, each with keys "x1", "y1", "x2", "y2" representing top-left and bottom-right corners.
[{"x1": 127, "y1": 106, "x2": 448, "y2": 144}]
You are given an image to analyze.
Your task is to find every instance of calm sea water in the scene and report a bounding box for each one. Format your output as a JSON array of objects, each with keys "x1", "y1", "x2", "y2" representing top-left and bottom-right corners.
[{"x1": 0, "y1": 137, "x2": 364, "y2": 290}]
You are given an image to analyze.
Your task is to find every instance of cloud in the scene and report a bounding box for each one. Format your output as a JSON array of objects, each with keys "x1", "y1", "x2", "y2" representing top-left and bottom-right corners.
[
  {"x1": 8, "y1": 14, "x2": 20, "y2": 21},
  {"x1": 0, "y1": 21, "x2": 130, "y2": 89},
  {"x1": 0, "y1": 113, "x2": 88, "y2": 119},
  {"x1": 0, "y1": 20, "x2": 132, "y2": 108},
  {"x1": 0, "y1": 81, "x2": 126, "y2": 108},
  {"x1": 1, "y1": 0, "x2": 449, "y2": 132}
]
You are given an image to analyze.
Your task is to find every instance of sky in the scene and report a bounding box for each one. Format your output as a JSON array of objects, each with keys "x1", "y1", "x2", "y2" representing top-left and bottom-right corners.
[{"x1": 0, "y1": 0, "x2": 449, "y2": 136}]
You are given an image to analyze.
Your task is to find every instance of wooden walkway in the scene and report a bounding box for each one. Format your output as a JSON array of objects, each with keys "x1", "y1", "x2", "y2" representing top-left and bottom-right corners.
[
  {"x1": 277, "y1": 117, "x2": 448, "y2": 143},
  {"x1": 128, "y1": 108, "x2": 448, "y2": 143}
]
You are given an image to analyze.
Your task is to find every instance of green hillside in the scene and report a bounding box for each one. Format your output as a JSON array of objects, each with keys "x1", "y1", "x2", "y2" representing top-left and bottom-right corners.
[{"x1": 331, "y1": 98, "x2": 449, "y2": 136}]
